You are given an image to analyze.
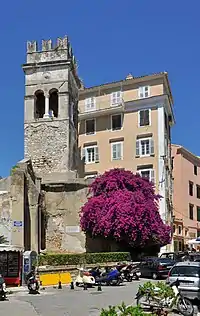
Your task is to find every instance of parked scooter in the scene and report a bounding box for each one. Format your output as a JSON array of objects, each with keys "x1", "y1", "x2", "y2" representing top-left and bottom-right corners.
[
  {"x1": 75, "y1": 268, "x2": 95, "y2": 287},
  {"x1": 136, "y1": 279, "x2": 193, "y2": 316},
  {"x1": 95, "y1": 267, "x2": 123, "y2": 286},
  {"x1": 118, "y1": 263, "x2": 141, "y2": 281},
  {"x1": 27, "y1": 275, "x2": 40, "y2": 294},
  {"x1": 26, "y1": 267, "x2": 40, "y2": 294},
  {"x1": 0, "y1": 275, "x2": 6, "y2": 300}
]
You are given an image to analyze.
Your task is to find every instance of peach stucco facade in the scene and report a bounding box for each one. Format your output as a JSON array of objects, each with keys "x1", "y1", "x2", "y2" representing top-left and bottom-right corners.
[
  {"x1": 172, "y1": 144, "x2": 200, "y2": 251},
  {"x1": 78, "y1": 73, "x2": 175, "y2": 251}
]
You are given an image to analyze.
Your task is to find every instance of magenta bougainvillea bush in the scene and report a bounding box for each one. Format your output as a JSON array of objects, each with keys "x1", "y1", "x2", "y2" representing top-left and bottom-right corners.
[{"x1": 80, "y1": 169, "x2": 171, "y2": 247}]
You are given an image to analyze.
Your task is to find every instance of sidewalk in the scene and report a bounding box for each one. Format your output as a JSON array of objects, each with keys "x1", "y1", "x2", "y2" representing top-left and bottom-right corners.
[
  {"x1": 7, "y1": 286, "x2": 27, "y2": 294},
  {"x1": 6, "y1": 283, "x2": 65, "y2": 294}
]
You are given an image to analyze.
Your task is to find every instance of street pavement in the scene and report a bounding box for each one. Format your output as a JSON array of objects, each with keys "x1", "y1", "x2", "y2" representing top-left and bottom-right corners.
[
  {"x1": 1, "y1": 280, "x2": 144, "y2": 316},
  {"x1": 1, "y1": 279, "x2": 197, "y2": 316}
]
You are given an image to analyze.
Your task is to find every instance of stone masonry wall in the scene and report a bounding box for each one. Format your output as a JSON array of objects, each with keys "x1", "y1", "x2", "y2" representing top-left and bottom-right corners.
[
  {"x1": 0, "y1": 192, "x2": 12, "y2": 243},
  {"x1": 44, "y1": 184, "x2": 89, "y2": 253},
  {"x1": 24, "y1": 120, "x2": 70, "y2": 176}
]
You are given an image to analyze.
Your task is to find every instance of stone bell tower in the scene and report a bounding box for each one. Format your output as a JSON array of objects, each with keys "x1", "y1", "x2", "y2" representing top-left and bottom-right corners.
[{"x1": 22, "y1": 36, "x2": 81, "y2": 180}]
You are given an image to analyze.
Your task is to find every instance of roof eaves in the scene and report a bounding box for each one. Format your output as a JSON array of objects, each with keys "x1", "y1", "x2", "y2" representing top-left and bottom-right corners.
[
  {"x1": 80, "y1": 72, "x2": 167, "y2": 92},
  {"x1": 177, "y1": 146, "x2": 200, "y2": 163}
]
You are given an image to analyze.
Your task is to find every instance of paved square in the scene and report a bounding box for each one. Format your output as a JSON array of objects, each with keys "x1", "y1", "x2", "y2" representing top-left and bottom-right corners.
[{"x1": 1, "y1": 280, "x2": 194, "y2": 315}]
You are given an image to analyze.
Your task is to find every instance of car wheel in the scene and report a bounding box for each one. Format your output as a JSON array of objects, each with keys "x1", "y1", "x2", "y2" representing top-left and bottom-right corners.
[{"x1": 152, "y1": 273, "x2": 158, "y2": 280}]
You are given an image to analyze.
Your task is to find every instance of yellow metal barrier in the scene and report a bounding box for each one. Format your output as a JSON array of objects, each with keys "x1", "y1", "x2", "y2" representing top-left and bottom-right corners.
[{"x1": 39, "y1": 272, "x2": 72, "y2": 286}]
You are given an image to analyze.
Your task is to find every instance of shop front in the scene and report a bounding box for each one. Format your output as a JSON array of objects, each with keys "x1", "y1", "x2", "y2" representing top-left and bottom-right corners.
[{"x1": 0, "y1": 245, "x2": 23, "y2": 286}]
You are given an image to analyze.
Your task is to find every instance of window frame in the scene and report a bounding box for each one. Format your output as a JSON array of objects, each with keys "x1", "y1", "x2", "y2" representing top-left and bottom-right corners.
[
  {"x1": 138, "y1": 109, "x2": 151, "y2": 127},
  {"x1": 110, "y1": 91, "x2": 122, "y2": 107},
  {"x1": 178, "y1": 225, "x2": 182, "y2": 235},
  {"x1": 85, "y1": 118, "x2": 96, "y2": 135},
  {"x1": 197, "y1": 185, "x2": 200, "y2": 199},
  {"x1": 194, "y1": 165, "x2": 198, "y2": 176},
  {"x1": 84, "y1": 97, "x2": 96, "y2": 112},
  {"x1": 111, "y1": 141, "x2": 123, "y2": 161},
  {"x1": 189, "y1": 204, "x2": 194, "y2": 220},
  {"x1": 189, "y1": 181, "x2": 194, "y2": 196},
  {"x1": 136, "y1": 137, "x2": 154, "y2": 157},
  {"x1": 82, "y1": 145, "x2": 99, "y2": 164},
  {"x1": 197, "y1": 206, "x2": 200, "y2": 222},
  {"x1": 138, "y1": 168, "x2": 155, "y2": 184},
  {"x1": 138, "y1": 86, "x2": 150, "y2": 99},
  {"x1": 111, "y1": 113, "x2": 123, "y2": 131}
]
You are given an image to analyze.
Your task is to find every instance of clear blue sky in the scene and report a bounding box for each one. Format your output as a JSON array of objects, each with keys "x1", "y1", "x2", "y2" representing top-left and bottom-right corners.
[{"x1": 0, "y1": 0, "x2": 198, "y2": 177}]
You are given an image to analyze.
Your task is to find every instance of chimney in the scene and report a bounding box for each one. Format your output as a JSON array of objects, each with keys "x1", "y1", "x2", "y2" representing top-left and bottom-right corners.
[{"x1": 125, "y1": 73, "x2": 134, "y2": 80}]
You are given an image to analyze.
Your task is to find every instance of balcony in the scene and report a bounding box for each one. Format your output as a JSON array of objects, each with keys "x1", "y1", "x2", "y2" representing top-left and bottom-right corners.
[{"x1": 78, "y1": 99, "x2": 124, "y2": 120}]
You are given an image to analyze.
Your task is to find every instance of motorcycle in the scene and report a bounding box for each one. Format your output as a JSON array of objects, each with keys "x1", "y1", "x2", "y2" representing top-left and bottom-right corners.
[
  {"x1": 27, "y1": 275, "x2": 40, "y2": 294},
  {"x1": 0, "y1": 277, "x2": 6, "y2": 300},
  {"x1": 95, "y1": 268, "x2": 123, "y2": 286},
  {"x1": 117, "y1": 263, "x2": 141, "y2": 281},
  {"x1": 75, "y1": 268, "x2": 95, "y2": 287},
  {"x1": 135, "y1": 279, "x2": 194, "y2": 316}
]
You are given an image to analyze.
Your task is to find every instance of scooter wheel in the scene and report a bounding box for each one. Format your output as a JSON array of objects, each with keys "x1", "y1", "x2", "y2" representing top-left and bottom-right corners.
[
  {"x1": 75, "y1": 282, "x2": 80, "y2": 287},
  {"x1": 127, "y1": 276, "x2": 133, "y2": 282}
]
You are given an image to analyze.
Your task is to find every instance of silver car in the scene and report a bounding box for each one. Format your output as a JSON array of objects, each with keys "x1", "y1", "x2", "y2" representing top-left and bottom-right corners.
[{"x1": 167, "y1": 261, "x2": 200, "y2": 300}]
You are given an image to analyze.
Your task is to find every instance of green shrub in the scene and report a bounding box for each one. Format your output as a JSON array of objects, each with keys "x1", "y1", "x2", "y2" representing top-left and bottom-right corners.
[
  {"x1": 39, "y1": 252, "x2": 130, "y2": 266},
  {"x1": 10, "y1": 165, "x2": 19, "y2": 175},
  {"x1": 100, "y1": 302, "x2": 155, "y2": 315},
  {"x1": 138, "y1": 281, "x2": 175, "y2": 300}
]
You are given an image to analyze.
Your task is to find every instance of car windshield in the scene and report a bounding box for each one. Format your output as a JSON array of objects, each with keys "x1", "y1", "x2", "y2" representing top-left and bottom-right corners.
[
  {"x1": 160, "y1": 253, "x2": 174, "y2": 260},
  {"x1": 157, "y1": 258, "x2": 174, "y2": 264},
  {"x1": 170, "y1": 266, "x2": 200, "y2": 277}
]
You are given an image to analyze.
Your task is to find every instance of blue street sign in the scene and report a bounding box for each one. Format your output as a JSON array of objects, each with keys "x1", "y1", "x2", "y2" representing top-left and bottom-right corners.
[{"x1": 13, "y1": 221, "x2": 23, "y2": 227}]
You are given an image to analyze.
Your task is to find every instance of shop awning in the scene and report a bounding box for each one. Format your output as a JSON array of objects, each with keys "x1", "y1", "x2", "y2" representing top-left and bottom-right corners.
[
  {"x1": 188, "y1": 237, "x2": 200, "y2": 245},
  {"x1": 0, "y1": 244, "x2": 24, "y2": 252}
]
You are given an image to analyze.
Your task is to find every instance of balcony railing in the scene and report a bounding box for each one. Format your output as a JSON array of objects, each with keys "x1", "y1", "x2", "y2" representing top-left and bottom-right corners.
[{"x1": 79, "y1": 98, "x2": 124, "y2": 119}]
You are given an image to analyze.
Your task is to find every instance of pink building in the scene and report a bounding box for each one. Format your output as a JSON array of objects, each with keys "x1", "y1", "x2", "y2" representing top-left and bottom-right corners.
[{"x1": 172, "y1": 144, "x2": 200, "y2": 251}]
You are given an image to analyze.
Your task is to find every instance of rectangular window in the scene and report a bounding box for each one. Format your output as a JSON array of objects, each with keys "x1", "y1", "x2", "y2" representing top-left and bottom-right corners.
[
  {"x1": 197, "y1": 185, "x2": 200, "y2": 199},
  {"x1": 111, "y1": 114, "x2": 122, "y2": 131},
  {"x1": 178, "y1": 225, "x2": 182, "y2": 235},
  {"x1": 85, "y1": 174, "x2": 97, "y2": 180},
  {"x1": 138, "y1": 86, "x2": 150, "y2": 99},
  {"x1": 194, "y1": 165, "x2": 198, "y2": 175},
  {"x1": 189, "y1": 204, "x2": 194, "y2": 220},
  {"x1": 174, "y1": 240, "x2": 178, "y2": 252},
  {"x1": 138, "y1": 168, "x2": 155, "y2": 184},
  {"x1": 85, "y1": 119, "x2": 95, "y2": 135},
  {"x1": 178, "y1": 241, "x2": 182, "y2": 251},
  {"x1": 189, "y1": 181, "x2": 193, "y2": 196},
  {"x1": 82, "y1": 146, "x2": 99, "y2": 164},
  {"x1": 111, "y1": 142, "x2": 123, "y2": 160},
  {"x1": 136, "y1": 138, "x2": 154, "y2": 157},
  {"x1": 138, "y1": 109, "x2": 150, "y2": 127},
  {"x1": 197, "y1": 206, "x2": 200, "y2": 222},
  {"x1": 110, "y1": 91, "x2": 122, "y2": 106},
  {"x1": 173, "y1": 225, "x2": 176, "y2": 234},
  {"x1": 84, "y1": 97, "x2": 96, "y2": 112}
]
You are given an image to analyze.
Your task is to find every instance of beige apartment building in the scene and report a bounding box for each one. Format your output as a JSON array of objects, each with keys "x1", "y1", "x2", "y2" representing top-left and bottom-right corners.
[
  {"x1": 172, "y1": 145, "x2": 200, "y2": 251},
  {"x1": 78, "y1": 72, "x2": 175, "y2": 250}
]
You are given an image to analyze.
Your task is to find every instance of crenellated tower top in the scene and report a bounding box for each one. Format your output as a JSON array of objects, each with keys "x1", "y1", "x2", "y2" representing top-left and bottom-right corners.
[{"x1": 26, "y1": 36, "x2": 77, "y2": 67}]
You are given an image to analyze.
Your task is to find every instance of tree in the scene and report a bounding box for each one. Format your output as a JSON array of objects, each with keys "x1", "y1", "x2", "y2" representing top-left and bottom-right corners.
[
  {"x1": 0, "y1": 235, "x2": 8, "y2": 244},
  {"x1": 80, "y1": 169, "x2": 171, "y2": 248}
]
